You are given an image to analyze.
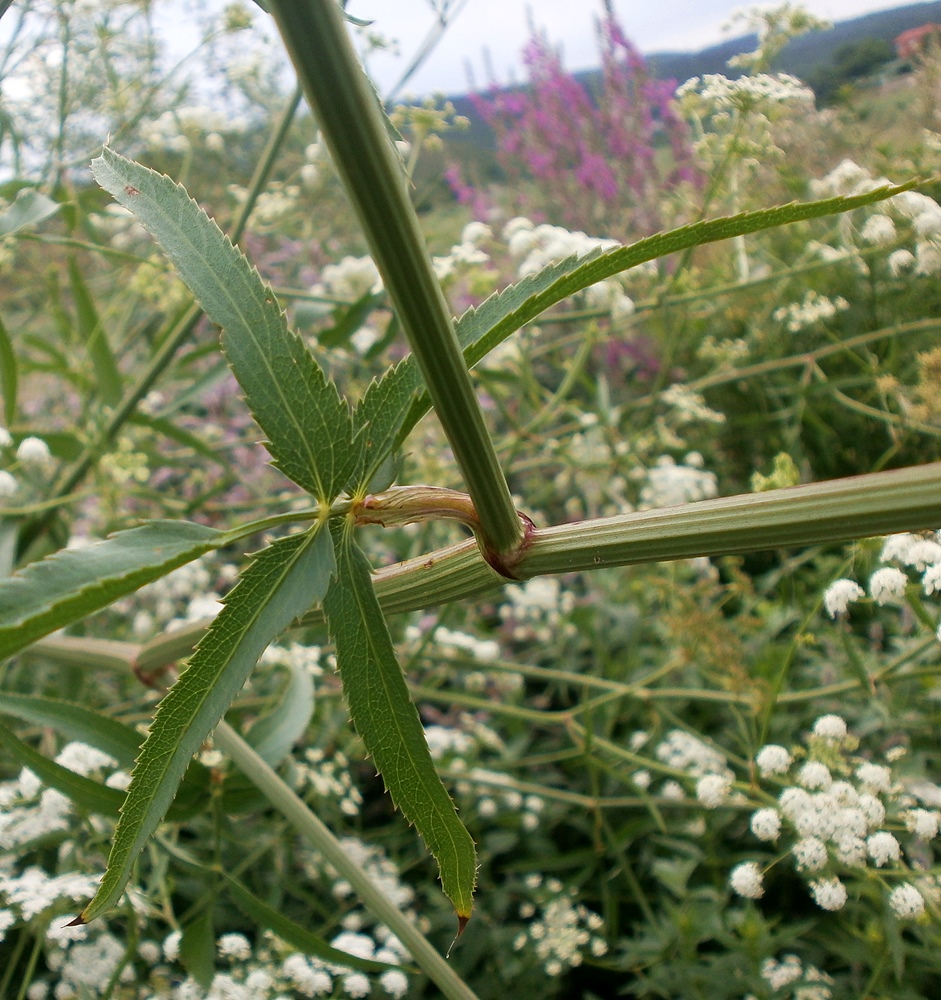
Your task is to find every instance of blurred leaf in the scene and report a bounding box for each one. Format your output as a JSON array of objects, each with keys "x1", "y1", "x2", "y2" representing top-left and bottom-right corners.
[
  {"x1": 0, "y1": 691, "x2": 215, "y2": 820},
  {"x1": 91, "y1": 148, "x2": 361, "y2": 504},
  {"x1": 0, "y1": 312, "x2": 17, "y2": 426},
  {"x1": 18, "y1": 429, "x2": 84, "y2": 461},
  {"x1": 0, "y1": 520, "x2": 230, "y2": 661},
  {"x1": 82, "y1": 524, "x2": 335, "y2": 923},
  {"x1": 0, "y1": 717, "x2": 125, "y2": 817},
  {"x1": 0, "y1": 520, "x2": 17, "y2": 577},
  {"x1": 323, "y1": 523, "x2": 476, "y2": 919},
  {"x1": 223, "y1": 874, "x2": 402, "y2": 973},
  {"x1": 245, "y1": 650, "x2": 315, "y2": 766},
  {"x1": 128, "y1": 412, "x2": 228, "y2": 466},
  {"x1": 180, "y1": 909, "x2": 216, "y2": 989},
  {"x1": 68, "y1": 258, "x2": 122, "y2": 406},
  {"x1": 317, "y1": 289, "x2": 384, "y2": 348},
  {"x1": 0, "y1": 188, "x2": 59, "y2": 237},
  {"x1": 0, "y1": 693, "x2": 141, "y2": 766}
]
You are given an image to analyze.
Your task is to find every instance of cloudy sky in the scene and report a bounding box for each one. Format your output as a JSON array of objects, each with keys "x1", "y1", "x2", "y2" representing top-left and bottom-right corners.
[{"x1": 352, "y1": 0, "x2": 923, "y2": 96}]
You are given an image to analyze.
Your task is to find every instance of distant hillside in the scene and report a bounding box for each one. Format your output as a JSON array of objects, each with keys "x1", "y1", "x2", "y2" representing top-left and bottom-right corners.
[
  {"x1": 445, "y1": 1, "x2": 941, "y2": 148},
  {"x1": 647, "y1": 1, "x2": 941, "y2": 82}
]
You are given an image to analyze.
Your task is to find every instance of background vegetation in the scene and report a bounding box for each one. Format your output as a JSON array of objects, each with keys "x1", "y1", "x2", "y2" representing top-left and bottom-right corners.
[{"x1": 0, "y1": 2, "x2": 941, "y2": 998}]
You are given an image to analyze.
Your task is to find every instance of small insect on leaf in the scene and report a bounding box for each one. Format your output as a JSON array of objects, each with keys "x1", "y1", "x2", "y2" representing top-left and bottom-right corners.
[{"x1": 124, "y1": 185, "x2": 140, "y2": 196}]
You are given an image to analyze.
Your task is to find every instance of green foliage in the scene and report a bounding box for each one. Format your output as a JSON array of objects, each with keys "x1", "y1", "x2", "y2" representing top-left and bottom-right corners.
[
  {"x1": 90, "y1": 149, "x2": 360, "y2": 504},
  {"x1": 81, "y1": 525, "x2": 335, "y2": 922},
  {"x1": 323, "y1": 522, "x2": 478, "y2": 919},
  {"x1": 2, "y1": 2, "x2": 941, "y2": 998},
  {"x1": 0, "y1": 520, "x2": 228, "y2": 660}
]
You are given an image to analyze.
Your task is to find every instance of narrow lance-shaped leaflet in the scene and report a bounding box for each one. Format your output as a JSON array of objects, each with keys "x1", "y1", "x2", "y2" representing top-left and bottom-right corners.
[
  {"x1": 79, "y1": 524, "x2": 335, "y2": 922},
  {"x1": 323, "y1": 520, "x2": 477, "y2": 923}
]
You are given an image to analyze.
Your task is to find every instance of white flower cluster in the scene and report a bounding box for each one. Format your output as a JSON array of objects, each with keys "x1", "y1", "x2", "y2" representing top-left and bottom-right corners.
[
  {"x1": 155, "y1": 925, "x2": 411, "y2": 1000},
  {"x1": 502, "y1": 217, "x2": 633, "y2": 318},
  {"x1": 551, "y1": 423, "x2": 633, "y2": 519},
  {"x1": 773, "y1": 289, "x2": 849, "y2": 332},
  {"x1": 140, "y1": 105, "x2": 247, "y2": 153},
  {"x1": 0, "y1": 740, "x2": 129, "y2": 853},
  {"x1": 431, "y1": 220, "x2": 492, "y2": 283},
  {"x1": 811, "y1": 159, "x2": 883, "y2": 199},
  {"x1": 730, "y1": 716, "x2": 935, "y2": 919},
  {"x1": 640, "y1": 453, "x2": 719, "y2": 508},
  {"x1": 655, "y1": 729, "x2": 735, "y2": 808},
  {"x1": 249, "y1": 182, "x2": 302, "y2": 228},
  {"x1": 403, "y1": 622, "x2": 522, "y2": 694},
  {"x1": 314, "y1": 255, "x2": 383, "y2": 301},
  {"x1": 431, "y1": 625, "x2": 500, "y2": 664},
  {"x1": 811, "y1": 160, "x2": 941, "y2": 276},
  {"x1": 660, "y1": 384, "x2": 726, "y2": 425},
  {"x1": 457, "y1": 767, "x2": 546, "y2": 831},
  {"x1": 0, "y1": 866, "x2": 101, "y2": 928},
  {"x1": 0, "y1": 427, "x2": 57, "y2": 498},
  {"x1": 129, "y1": 555, "x2": 236, "y2": 636},
  {"x1": 279, "y1": 929, "x2": 410, "y2": 999},
  {"x1": 296, "y1": 747, "x2": 363, "y2": 817},
  {"x1": 305, "y1": 837, "x2": 416, "y2": 914},
  {"x1": 758, "y1": 953, "x2": 834, "y2": 999},
  {"x1": 88, "y1": 203, "x2": 150, "y2": 251},
  {"x1": 499, "y1": 576, "x2": 576, "y2": 644},
  {"x1": 676, "y1": 72, "x2": 814, "y2": 113},
  {"x1": 513, "y1": 875, "x2": 607, "y2": 977},
  {"x1": 823, "y1": 530, "x2": 941, "y2": 625},
  {"x1": 261, "y1": 641, "x2": 323, "y2": 677}
]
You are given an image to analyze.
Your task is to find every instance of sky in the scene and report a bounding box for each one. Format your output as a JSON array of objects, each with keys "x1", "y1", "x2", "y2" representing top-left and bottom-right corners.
[{"x1": 353, "y1": 0, "x2": 925, "y2": 97}]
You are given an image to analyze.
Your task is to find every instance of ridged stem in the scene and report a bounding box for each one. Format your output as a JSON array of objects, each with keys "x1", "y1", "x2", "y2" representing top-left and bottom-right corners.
[
  {"x1": 117, "y1": 462, "x2": 941, "y2": 673},
  {"x1": 266, "y1": 0, "x2": 523, "y2": 560}
]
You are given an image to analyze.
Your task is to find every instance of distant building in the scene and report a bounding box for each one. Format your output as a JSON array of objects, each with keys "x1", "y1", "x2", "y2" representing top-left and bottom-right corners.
[{"x1": 896, "y1": 24, "x2": 941, "y2": 61}]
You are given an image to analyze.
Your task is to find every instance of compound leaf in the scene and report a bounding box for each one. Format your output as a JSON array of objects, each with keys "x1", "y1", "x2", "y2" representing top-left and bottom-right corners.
[
  {"x1": 0, "y1": 188, "x2": 59, "y2": 237},
  {"x1": 0, "y1": 717, "x2": 125, "y2": 818},
  {"x1": 245, "y1": 649, "x2": 315, "y2": 767},
  {"x1": 350, "y1": 358, "x2": 422, "y2": 492},
  {"x1": 397, "y1": 181, "x2": 921, "y2": 443}
]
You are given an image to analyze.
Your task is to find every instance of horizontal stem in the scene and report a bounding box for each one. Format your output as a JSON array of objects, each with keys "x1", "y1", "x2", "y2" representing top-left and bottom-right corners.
[
  {"x1": 100, "y1": 462, "x2": 941, "y2": 673},
  {"x1": 519, "y1": 463, "x2": 941, "y2": 576}
]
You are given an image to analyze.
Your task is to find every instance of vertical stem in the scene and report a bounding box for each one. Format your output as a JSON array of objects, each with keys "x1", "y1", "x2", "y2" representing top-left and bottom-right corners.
[
  {"x1": 267, "y1": 0, "x2": 523, "y2": 561},
  {"x1": 212, "y1": 721, "x2": 481, "y2": 1000}
]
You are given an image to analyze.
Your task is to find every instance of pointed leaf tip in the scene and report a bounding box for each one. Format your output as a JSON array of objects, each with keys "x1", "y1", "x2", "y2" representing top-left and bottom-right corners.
[{"x1": 91, "y1": 147, "x2": 361, "y2": 502}]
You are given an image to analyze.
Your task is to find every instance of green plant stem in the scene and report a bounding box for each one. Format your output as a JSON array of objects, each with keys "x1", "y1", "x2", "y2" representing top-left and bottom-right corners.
[
  {"x1": 105, "y1": 462, "x2": 941, "y2": 673},
  {"x1": 267, "y1": 0, "x2": 523, "y2": 561},
  {"x1": 520, "y1": 462, "x2": 941, "y2": 575},
  {"x1": 678, "y1": 318, "x2": 941, "y2": 400},
  {"x1": 211, "y1": 720, "x2": 480, "y2": 1000}
]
